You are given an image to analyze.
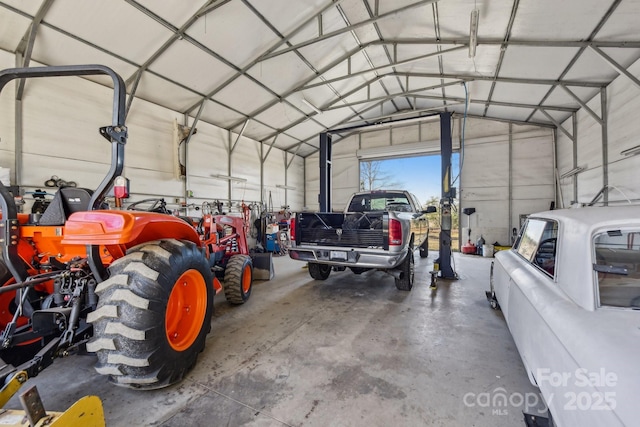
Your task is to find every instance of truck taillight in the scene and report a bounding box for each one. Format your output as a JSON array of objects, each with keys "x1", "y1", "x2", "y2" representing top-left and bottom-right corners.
[
  {"x1": 389, "y1": 218, "x2": 402, "y2": 246},
  {"x1": 290, "y1": 215, "x2": 296, "y2": 242}
]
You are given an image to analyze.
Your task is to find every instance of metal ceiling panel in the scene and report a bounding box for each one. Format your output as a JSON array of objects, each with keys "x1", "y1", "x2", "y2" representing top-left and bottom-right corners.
[
  {"x1": 438, "y1": 0, "x2": 513, "y2": 39},
  {"x1": 543, "y1": 86, "x2": 600, "y2": 109},
  {"x1": 147, "y1": 39, "x2": 237, "y2": 95},
  {"x1": 245, "y1": 0, "x2": 328, "y2": 37},
  {"x1": 491, "y1": 82, "x2": 552, "y2": 106},
  {"x1": 441, "y1": 45, "x2": 501, "y2": 75},
  {"x1": 134, "y1": 72, "x2": 204, "y2": 113},
  {"x1": 213, "y1": 74, "x2": 277, "y2": 114},
  {"x1": 298, "y1": 85, "x2": 347, "y2": 109},
  {"x1": 270, "y1": 132, "x2": 301, "y2": 151},
  {"x1": 499, "y1": 46, "x2": 581, "y2": 80},
  {"x1": 198, "y1": 99, "x2": 246, "y2": 129},
  {"x1": 1, "y1": 0, "x2": 42, "y2": 15},
  {"x1": 466, "y1": 80, "x2": 494, "y2": 100},
  {"x1": 595, "y1": 1, "x2": 640, "y2": 41},
  {"x1": 242, "y1": 119, "x2": 277, "y2": 141},
  {"x1": 185, "y1": 1, "x2": 281, "y2": 69},
  {"x1": 30, "y1": 27, "x2": 138, "y2": 80},
  {"x1": 486, "y1": 105, "x2": 535, "y2": 122},
  {"x1": 0, "y1": 8, "x2": 31, "y2": 52},
  {"x1": 247, "y1": 52, "x2": 318, "y2": 95},
  {"x1": 562, "y1": 48, "x2": 626, "y2": 82},
  {"x1": 44, "y1": 0, "x2": 173, "y2": 64},
  {"x1": 511, "y1": 0, "x2": 611, "y2": 40},
  {"x1": 254, "y1": 102, "x2": 307, "y2": 132},
  {"x1": 361, "y1": 44, "x2": 397, "y2": 69},
  {"x1": 283, "y1": 119, "x2": 327, "y2": 141},
  {"x1": 133, "y1": 0, "x2": 204, "y2": 28},
  {"x1": 511, "y1": 0, "x2": 614, "y2": 40},
  {"x1": 297, "y1": 33, "x2": 360, "y2": 72},
  {"x1": 372, "y1": 3, "x2": 436, "y2": 39},
  {"x1": 310, "y1": 107, "x2": 357, "y2": 128}
]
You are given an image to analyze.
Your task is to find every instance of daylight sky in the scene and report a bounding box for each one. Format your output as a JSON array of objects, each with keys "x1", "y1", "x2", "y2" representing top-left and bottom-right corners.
[{"x1": 368, "y1": 153, "x2": 460, "y2": 207}]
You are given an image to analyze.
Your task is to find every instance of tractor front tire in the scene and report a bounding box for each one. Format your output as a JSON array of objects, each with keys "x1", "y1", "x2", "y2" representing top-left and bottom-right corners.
[
  {"x1": 224, "y1": 255, "x2": 253, "y2": 304},
  {"x1": 308, "y1": 263, "x2": 331, "y2": 280},
  {"x1": 395, "y1": 249, "x2": 415, "y2": 291},
  {"x1": 87, "y1": 239, "x2": 214, "y2": 390}
]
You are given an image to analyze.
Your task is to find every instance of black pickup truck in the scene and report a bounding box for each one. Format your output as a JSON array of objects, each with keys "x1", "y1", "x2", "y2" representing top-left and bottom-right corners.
[{"x1": 289, "y1": 190, "x2": 435, "y2": 290}]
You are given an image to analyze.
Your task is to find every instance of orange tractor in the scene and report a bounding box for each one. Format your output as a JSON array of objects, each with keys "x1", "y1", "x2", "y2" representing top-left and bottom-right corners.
[{"x1": 0, "y1": 65, "x2": 253, "y2": 391}]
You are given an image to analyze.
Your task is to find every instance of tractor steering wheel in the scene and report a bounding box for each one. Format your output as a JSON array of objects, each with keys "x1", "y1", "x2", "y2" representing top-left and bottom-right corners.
[{"x1": 127, "y1": 198, "x2": 169, "y2": 214}]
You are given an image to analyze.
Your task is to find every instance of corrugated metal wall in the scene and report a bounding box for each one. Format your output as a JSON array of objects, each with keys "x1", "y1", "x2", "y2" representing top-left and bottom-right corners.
[
  {"x1": 0, "y1": 51, "x2": 304, "y2": 215},
  {"x1": 461, "y1": 122, "x2": 554, "y2": 247},
  {"x1": 557, "y1": 57, "x2": 640, "y2": 207}
]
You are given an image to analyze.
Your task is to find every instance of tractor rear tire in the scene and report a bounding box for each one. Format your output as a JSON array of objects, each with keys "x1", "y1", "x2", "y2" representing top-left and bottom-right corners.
[
  {"x1": 395, "y1": 249, "x2": 415, "y2": 291},
  {"x1": 87, "y1": 239, "x2": 214, "y2": 390},
  {"x1": 223, "y1": 255, "x2": 253, "y2": 304},
  {"x1": 308, "y1": 263, "x2": 331, "y2": 280}
]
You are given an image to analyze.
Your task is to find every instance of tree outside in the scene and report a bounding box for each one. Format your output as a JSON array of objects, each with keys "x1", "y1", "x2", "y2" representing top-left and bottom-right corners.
[{"x1": 359, "y1": 161, "x2": 403, "y2": 190}]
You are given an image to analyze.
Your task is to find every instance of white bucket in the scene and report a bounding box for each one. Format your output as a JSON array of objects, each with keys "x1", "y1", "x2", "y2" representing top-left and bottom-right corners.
[{"x1": 482, "y1": 244, "x2": 494, "y2": 258}]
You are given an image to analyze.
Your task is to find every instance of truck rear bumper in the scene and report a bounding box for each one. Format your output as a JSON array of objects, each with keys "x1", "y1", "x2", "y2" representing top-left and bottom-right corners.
[{"x1": 288, "y1": 246, "x2": 406, "y2": 269}]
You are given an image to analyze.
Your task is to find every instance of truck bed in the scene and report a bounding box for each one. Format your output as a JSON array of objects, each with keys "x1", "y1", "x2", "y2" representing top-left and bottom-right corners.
[{"x1": 296, "y1": 212, "x2": 386, "y2": 249}]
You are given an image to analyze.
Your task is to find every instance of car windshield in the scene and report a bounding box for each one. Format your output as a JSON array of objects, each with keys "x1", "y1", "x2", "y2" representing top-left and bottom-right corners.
[
  {"x1": 348, "y1": 192, "x2": 411, "y2": 212},
  {"x1": 594, "y1": 229, "x2": 640, "y2": 309}
]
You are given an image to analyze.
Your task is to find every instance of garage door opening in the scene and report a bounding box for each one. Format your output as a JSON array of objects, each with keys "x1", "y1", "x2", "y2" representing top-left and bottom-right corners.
[{"x1": 360, "y1": 154, "x2": 460, "y2": 252}]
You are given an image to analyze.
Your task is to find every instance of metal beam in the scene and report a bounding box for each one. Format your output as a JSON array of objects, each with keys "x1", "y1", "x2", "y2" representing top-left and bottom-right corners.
[
  {"x1": 231, "y1": 119, "x2": 250, "y2": 154},
  {"x1": 524, "y1": 0, "x2": 622, "y2": 124},
  {"x1": 123, "y1": 0, "x2": 227, "y2": 86},
  {"x1": 600, "y1": 87, "x2": 609, "y2": 205},
  {"x1": 368, "y1": 38, "x2": 640, "y2": 49},
  {"x1": 15, "y1": 0, "x2": 55, "y2": 100},
  {"x1": 258, "y1": 0, "x2": 438, "y2": 61},
  {"x1": 262, "y1": 135, "x2": 278, "y2": 162},
  {"x1": 559, "y1": 85, "x2": 602, "y2": 124},
  {"x1": 412, "y1": 94, "x2": 578, "y2": 112},
  {"x1": 302, "y1": 46, "x2": 466, "y2": 91},
  {"x1": 324, "y1": 81, "x2": 476, "y2": 111},
  {"x1": 483, "y1": 0, "x2": 520, "y2": 117},
  {"x1": 590, "y1": 45, "x2": 640, "y2": 90},
  {"x1": 184, "y1": 0, "x2": 347, "y2": 115},
  {"x1": 539, "y1": 110, "x2": 572, "y2": 139}
]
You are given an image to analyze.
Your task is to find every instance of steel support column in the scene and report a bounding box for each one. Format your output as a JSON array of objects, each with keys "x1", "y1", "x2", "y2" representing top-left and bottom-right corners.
[
  {"x1": 438, "y1": 112, "x2": 456, "y2": 279},
  {"x1": 319, "y1": 132, "x2": 332, "y2": 212}
]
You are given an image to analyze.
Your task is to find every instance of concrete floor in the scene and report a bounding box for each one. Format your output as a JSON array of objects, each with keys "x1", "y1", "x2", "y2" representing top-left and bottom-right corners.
[{"x1": 8, "y1": 252, "x2": 544, "y2": 426}]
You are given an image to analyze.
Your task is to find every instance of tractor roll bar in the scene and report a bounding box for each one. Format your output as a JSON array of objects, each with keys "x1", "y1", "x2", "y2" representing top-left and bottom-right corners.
[
  {"x1": 0, "y1": 64, "x2": 127, "y2": 211},
  {"x1": 0, "y1": 64, "x2": 128, "y2": 282}
]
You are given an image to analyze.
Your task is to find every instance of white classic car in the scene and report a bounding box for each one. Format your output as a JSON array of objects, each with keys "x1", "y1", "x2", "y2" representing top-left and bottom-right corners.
[{"x1": 487, "y1": 206, "x2": 640, "y2": 427}]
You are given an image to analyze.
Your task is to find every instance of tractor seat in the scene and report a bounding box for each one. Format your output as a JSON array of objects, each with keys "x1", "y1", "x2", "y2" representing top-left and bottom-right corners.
[{"x1": 39, "y1": 187, "x2": 93, "y2": 226}]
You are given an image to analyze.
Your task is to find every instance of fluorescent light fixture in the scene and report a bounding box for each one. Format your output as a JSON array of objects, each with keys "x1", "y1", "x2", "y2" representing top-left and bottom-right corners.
[
  {"x1": 302, "y1": 98, "x2": 322, "y2": 115},
  {"x1": 276, "y1": 184, "x2": 296, "y2": 190},
  {"x1": 469, "y1": 9, "x2": 479, "y2": 58},
  {"x1": 560, "y1": 166, "x2": 584, "y2": 179},
  {"x1": 212, "y1": 174, "x2": 247, "y2": 183},
  {"x1": 621, "y1": 144, "x2": 640, "y2": 157}
]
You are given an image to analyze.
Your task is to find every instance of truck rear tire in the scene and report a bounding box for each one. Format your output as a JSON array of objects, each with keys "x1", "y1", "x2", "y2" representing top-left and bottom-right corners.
[
  {"x1": 87, "y1": 239, "x2": 214, "y2": 389},
  {"x1": 308, "y1": 263, "x2": 331, "y2": 280},
  {"x1": 224, "y1": 254, "x2": 253, "y2": 304},
  {"x1": 395, "y1": 250, "x2": 415, "y2": 291}
]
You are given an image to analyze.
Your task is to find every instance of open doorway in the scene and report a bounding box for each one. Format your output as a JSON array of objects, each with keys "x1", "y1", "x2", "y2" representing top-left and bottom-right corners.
[{"x1": 359, "y1": 153, "x2": 460, "y2": 252}]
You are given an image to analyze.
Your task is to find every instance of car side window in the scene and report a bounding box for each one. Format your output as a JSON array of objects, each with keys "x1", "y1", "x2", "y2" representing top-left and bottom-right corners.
[
  {"x1": 515, "y1": 219, "x2": 558, "y2": 277},
  {"x1": 594, "y1": 230, "x2": 640, "y2": 309}
]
